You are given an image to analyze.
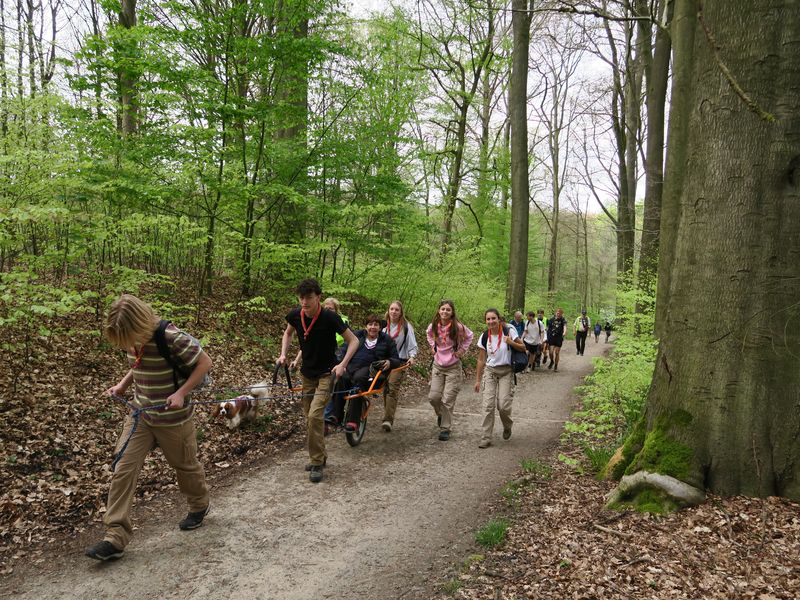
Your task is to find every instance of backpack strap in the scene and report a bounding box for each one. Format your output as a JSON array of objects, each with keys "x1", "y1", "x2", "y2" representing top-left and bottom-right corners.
[{"x1": 154, "y1": 319, "x2": 182, "y2": 391}]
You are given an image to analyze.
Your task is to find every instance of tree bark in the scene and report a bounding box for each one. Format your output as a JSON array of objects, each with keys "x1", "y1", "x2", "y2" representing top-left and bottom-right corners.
[
  {"x1": 617, "y1": 0, "x2": 800, "y2": 502},
  {"x1": 506, "y1": 0, "x2": 532, "y2": 312},
  {"x1": 119, "y1": 0, "x2": 137, "y2": 135}
]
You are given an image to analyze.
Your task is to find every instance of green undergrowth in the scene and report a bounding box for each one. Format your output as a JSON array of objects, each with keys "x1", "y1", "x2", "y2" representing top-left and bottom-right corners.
[
  {"x1": 562, "y1": 285, "x2": 658, "y2": 477},
  {"x1": 475, "y1": 518, "x2": 509, "y2": 548}
]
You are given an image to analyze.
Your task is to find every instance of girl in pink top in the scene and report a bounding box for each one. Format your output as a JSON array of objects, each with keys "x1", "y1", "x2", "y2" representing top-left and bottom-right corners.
[{"x1": 426, "y1": 300, "x2": 474, "y2": 440}]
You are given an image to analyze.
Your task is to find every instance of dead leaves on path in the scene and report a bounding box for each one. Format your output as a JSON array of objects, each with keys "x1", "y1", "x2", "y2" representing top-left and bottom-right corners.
[{"x1": 435, "y1": 448, "x2": 800, "y2": 599}]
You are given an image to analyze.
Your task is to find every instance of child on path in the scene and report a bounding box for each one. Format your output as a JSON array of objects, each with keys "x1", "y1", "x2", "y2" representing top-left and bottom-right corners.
[
  {"x1": 594, "y1": 322, "x2": 602, "y2": 343},
  {"x1": 86, "y1": 294, "x2": 212, "y2": 561},
  {"x1": 277, "y1": 279, "x2": 358, "y2": 483},
  {"x1": 474, "y1": 308, "x2": 526, "y2": 448},
  {"x1": 381, "y1": 301, "x2": 418, "y2": 432},
  {"x1": 426, "y1": 300, "x2": 474, "y2": 441}
]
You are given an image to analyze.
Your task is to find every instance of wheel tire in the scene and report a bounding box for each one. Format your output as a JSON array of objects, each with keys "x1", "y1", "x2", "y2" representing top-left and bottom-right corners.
[{"x1": 346, "y1": 417, "x2": 367, "y2": 447}]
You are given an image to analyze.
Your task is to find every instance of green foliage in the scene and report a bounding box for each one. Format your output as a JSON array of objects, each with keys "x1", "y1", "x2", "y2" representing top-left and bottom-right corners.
[
  {"x1": 563, "y1": 283, "x2": 658, "y2": 473},
  {"x1": 474, "y1": 518, "x2": 509, "y2": 549},
  {"x1": 583, "y1": 445, "x2": 616, "y2": 477},
  {"x1": 440, "y1": 578, "x2": 462, "y2": 595},
  {"x1": 520, "y1": 458, "x2": 552, "y2": 479}
]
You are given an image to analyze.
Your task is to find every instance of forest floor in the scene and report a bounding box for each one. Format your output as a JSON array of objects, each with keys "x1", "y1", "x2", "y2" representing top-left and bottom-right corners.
[{"x1": 2, "y1": 326, "x2": 799, "y2": 599}]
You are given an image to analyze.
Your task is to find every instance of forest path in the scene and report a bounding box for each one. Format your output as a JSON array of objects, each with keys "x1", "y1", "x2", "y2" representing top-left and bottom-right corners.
[{"x1": 8, "y1": 337, "x2": 609, "y2": 600}]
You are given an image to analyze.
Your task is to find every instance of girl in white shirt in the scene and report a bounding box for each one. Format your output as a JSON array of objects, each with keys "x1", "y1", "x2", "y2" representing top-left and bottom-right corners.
[
  {"x1": 380, "y1": 300, "x2": 418, "y2": 432},
  {"x1": 474, "y1": 308, "x2": 526, "y2": 448}
]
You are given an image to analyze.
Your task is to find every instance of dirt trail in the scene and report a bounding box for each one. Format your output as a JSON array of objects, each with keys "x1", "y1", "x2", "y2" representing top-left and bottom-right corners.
[{"x1": 7, "y1": 339, "x2": 608, "y2": 600}]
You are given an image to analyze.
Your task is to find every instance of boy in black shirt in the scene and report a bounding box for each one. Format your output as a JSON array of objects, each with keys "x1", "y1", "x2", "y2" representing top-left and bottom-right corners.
[
  {"x1": 546, "y1": 308, "x2": 568, "y2": 372},
  {"x1": 278, "y1": 279, "x2": 358, "y2": 483}
]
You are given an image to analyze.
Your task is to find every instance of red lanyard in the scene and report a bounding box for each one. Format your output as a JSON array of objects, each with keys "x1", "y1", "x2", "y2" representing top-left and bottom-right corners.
[
  {"x1": 437, "y1": 321, "x2": 452, "y2": 344},
  {"x1": 132, "y1": 345, "x2": 145, "y2": 369},
  {"x1": 388, "y1": 321, "x2": 403, "y2": 339},
  {"x1": 300, "y1": 306, "x2": 321, "y2": 339},
  {"x1": 487, "y1": 328, "x2": 501, "y2": 355}
]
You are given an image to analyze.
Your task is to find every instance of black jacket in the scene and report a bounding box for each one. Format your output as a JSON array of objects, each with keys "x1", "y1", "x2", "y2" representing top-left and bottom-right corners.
[{"x1": 350, "y1": 330, "x2": 402, "y2": 370}]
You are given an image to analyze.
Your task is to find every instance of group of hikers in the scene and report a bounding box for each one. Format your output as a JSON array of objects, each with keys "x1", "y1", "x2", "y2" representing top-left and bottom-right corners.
[{"x1": 86, "y1": 279, "x2": 613, "y2": 561}]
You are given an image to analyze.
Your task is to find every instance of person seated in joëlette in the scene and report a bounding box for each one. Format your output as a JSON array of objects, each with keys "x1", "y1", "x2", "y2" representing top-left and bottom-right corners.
[{"x1": 332, "y1": 314, "x2": 402, "y2": 432}]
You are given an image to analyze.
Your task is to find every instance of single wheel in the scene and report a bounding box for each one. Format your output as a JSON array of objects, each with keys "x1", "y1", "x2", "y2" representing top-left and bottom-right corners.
[{"x1": 345, "y1": 417, "x2": 367, "y2": 446}]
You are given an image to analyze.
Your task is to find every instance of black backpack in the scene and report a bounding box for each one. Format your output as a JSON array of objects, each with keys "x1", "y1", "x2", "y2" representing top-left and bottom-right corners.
[
  {"x1": 153, "y1": 320, "x2": 211, "y2": 391},
  {"x1": 480, "y1": 326, "x2": 528, "y2": 373}
]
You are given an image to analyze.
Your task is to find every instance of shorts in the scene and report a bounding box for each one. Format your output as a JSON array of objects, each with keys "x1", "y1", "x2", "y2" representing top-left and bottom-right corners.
[
  {"x1": 548, "y1": 338, "x2": 563, "y2": 348},
  {"x1": 523, "y1": 342, "x2": 540, "y2": 354}
]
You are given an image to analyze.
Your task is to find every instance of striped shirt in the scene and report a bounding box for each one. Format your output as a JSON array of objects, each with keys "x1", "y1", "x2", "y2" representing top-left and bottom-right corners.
[{"x1": 127, "y1": 324, "x2": 203, "y2": 427}]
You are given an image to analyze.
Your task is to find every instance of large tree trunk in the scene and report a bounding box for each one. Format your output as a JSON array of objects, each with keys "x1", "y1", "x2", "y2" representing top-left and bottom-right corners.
[
  {"x1": 614, "y1": 0, "x2": 800, "y2": 504},
  {"x1": 506, "y1": 0, "x2": 532, "y2": 312}
]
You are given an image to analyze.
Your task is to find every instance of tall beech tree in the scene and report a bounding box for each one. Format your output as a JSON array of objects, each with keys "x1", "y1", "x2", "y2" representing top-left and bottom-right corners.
[
  {"x1": 611, "y1": 0, "x2": 800, "y2": 504},
  {"x1": 505, "y1": 0, "x2": 532, "y2": 312}
]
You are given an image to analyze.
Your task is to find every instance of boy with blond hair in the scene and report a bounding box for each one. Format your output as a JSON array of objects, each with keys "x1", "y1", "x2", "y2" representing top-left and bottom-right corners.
[{"x1": 85, "y1": 294, "x2": 211, "y2": 561}]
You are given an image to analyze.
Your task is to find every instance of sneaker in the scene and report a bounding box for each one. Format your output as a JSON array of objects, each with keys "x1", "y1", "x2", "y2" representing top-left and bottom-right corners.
[
  {"x1": 503, "y1": 427, "x2": 512, "y2": 440},
  {"x1": 382, "y1": 421, "x2": 392, "y2": 432},
  {"x1": 309, "y1": 464, "x2": 324, "y2": 483},
  {"x1": 304, "y1": 457, "x2": 327, "y2": 471},
  {"x1": 85, "y1": 540, "x2": 124, "y2": 561},
  {"x1": 179, "y1": 505, "x2": 209, "y2": 530},
  {"x1": 547, "y1": 362, "x2": 553, "y2": 370},
  {"x1": 344, "y1": 422, "x2": 358, "y2": 433},
  {"x1": 478, "y1": 440, "x2": 491, "y2": 449},
  {"x1": 438, "y1": 430, "x2": 450, "y2": 441}
]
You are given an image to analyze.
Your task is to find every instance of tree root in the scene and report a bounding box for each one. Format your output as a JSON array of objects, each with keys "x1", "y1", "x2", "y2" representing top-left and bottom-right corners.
[{"x1": 605, "y1": 470, "x2": 706, "y2": 509}]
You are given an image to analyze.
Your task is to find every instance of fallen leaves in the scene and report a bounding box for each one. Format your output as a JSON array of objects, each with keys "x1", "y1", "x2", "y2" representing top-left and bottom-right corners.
[{"x1": 432, "y1": 446, "x2": 800, "y2": 599}]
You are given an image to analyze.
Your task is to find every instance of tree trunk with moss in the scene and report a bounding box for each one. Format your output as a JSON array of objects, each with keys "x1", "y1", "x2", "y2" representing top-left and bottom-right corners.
[{"x1": 613, "y1": 0, "x2": 800, "y2": 506}]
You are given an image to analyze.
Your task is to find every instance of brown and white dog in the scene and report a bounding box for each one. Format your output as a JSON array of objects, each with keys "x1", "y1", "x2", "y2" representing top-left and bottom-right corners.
[{"x1": 211, "y1": 380, "x2": 270, "y2": 430}]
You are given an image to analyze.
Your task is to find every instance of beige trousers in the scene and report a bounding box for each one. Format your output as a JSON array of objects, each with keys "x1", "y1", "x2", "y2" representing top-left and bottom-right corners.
[
  {"x1": 104, "y1": 416, "x2": 209, "y2": 549},
  {"x1": 428, "y1": 362, "x2": 463, "y2": 431},
  {"x1": 480, "y1": 364, "x2": 514, "y2": 442},
  {"x1": 301, "y1": 374, "x2": 333, "y2": 466},
  {"x1": 382, "y1": 367, "x2": 407, "y2": 425}
]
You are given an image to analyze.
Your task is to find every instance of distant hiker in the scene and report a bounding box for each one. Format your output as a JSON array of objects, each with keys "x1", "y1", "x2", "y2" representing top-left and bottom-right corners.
[
  {"x1": 573, "y1": 310, "x2": 590, "y2": 356},
  {"x1": 277, "y1": 278, "x2": 359, "y2": 483},
  {"x1": 381, "y1": 300, "x2": 419, "y2": 433},
  {"x1": 426, "y1": 300, "x2": 474, "y2": 441},
  {"x1": 538, "y1": 309, "x2": 549, "y2": 367},
  {"x1": 594, "y1": 322, "x2": 602, "y2": 343},
  {"x1": 474, "y1": 308, "x2": 526, "y2": 448},
  {"x1": 522, "y1": 310, "x2": 544, "y2": 371},
  {"x1": 509, "y1": 311, "x2": 525, "y2": 337},
  {"x1": 604, "y1": 321, "x2": 612, "y2": 342},
  {"x1": 546, "y1": 308, "x2": 568, "y2": 372},
  {"x1": 86, "y1": 294, "x2": 212, "y2": 562}
]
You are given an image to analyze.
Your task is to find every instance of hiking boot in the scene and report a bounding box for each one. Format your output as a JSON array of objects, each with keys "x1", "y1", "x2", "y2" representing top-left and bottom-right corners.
[
  {"x1": 304, "y1": 457, "x2": 327, "y2": 471},
  {"x1": 382, "y1": 421, "x2": 392, "y2": 432},
  {"x1": 309, "y1": 464, "x2": 324, "y2": 483},
  {"x1": 503, "y1": 427, "x2": 512, "y2": 440},
  {"x1": 478, "y1": 440, "x2": 491, "y2": 449},
  {"x1": 547, "y1": 362, "x2": 553, "y2": 370},
  {"x1": 438, "y1": 430, "x2": 450, "y2": 441},
  {"x1": 553, "y1": 365, "x2": 558, "y2": 372},
  {"x1": 179, "y1": 505, "x2": 209, "y2": 530},
  {"x1": 344, "y1": 421, "x2": 358, "y2": 433},
  {"x1": 85, "y1": 540, "x2": 124, "y2": 561}
]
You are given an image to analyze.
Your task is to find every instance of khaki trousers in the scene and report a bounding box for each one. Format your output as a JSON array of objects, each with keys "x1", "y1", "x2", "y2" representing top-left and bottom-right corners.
[
  {"x1": 428, "y1": 362, "x2": 463, "y2": 431},
  {"x1": 104, "y1": 416, "x2": 209, "y2": 549},
  {"x1": 301, "y1": 374, "x2": 333, "y2": 466},
  {"x1": 480, "y1": 365, "x2": 514, "y2": 443},
  {"x1": 382, "y1": 368, "x2": 407, "y2": 425}
]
